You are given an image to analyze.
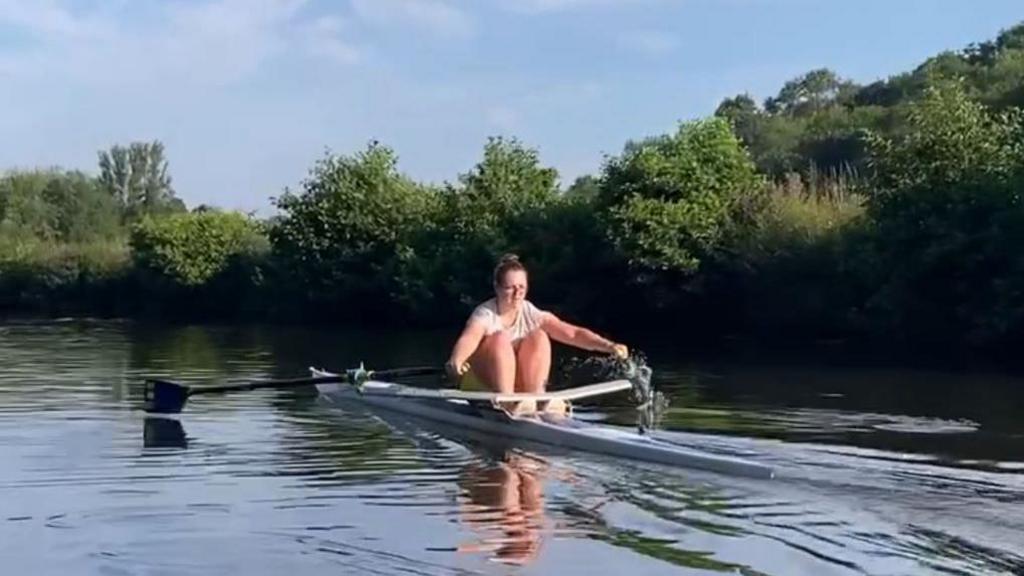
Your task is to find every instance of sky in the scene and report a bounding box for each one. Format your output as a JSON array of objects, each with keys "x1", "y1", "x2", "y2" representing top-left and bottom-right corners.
[{"x1": 1, "y1": 0, "x2": 1021, "y2": 214}]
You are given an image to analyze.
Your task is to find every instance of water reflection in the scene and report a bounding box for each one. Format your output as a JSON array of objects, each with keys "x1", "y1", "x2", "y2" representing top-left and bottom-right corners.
[
  {"x1": 142, "y1": 417, "x2": 188, "y2": 449},
  {"x1": 3, "y1": 320, "x2": 1024, "y2": 575},
  {"x1": 456, "y1": 452, "x2": 546, "y2": 565}
]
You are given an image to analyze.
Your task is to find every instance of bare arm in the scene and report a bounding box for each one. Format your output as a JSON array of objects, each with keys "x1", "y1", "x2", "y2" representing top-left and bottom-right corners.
[
  {"x1": 540, "y1": 312, "x2": 627, "y2": 358},
  {"x1": 447, "y1": 320, "x2": 488, "y2": 376}
]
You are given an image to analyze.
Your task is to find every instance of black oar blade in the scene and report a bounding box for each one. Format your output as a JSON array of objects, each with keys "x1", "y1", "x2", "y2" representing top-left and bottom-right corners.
[{"x1": 145, "y1": 379, "x2": 191, "y2": 414}]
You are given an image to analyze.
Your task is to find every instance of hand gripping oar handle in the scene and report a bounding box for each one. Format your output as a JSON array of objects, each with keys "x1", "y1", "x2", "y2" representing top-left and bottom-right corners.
[{"x1": 144, "y1": 366, "x2": 444, "y2": 414}]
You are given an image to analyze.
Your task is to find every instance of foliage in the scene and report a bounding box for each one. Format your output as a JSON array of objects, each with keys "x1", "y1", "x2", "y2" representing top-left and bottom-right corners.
[
  {"x1": 98, "y1": 141, "x2": 186, "y2": 220},
  {"x1": 716, "y1": 175, "x2": 867, "y2": 337},
  {"x1": 6, "y1": 20, "x2": 1024, "y2": 358},
  {"x1": 269, "y1": 142, "x2": 438, "y2": 318},
  {"x1": 401, "y1": 137, "x2": 562, "y2": 319},
  {"x1": 716, "y1": 23, "x2": 1024, "y2": 179},
  {"x1": 0, "y1": 169, "x2": 123, "y2": 243},
  {"x1": 599, "y1": 118, "x2": 762, "y2": 273},
  {"x1": 0, "y1": 240, "x2": 131, "y2": 314},
  {"x1": 865, "y1": 79, "x2": 1023, "y2": 194},
  {"x1": 859, "y1": 79, "x2": 1024, "y2": 347},
  {"x1": 564, "y1": 174, "x2": 601, "y2": 200},
  {"x1": 130, "y1": 211, "x2": 268, "y2": 287},
  {"x1": 764, "y1": 68, "x2": 858, "y2": 116},
  {"x1": 456, "y1": 136, "x2": 559, "y2": 217}
]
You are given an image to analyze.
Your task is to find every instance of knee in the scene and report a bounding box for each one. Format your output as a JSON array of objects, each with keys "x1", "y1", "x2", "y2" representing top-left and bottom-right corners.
[
  {"x1": 522, "y1": 329, "x2": 550, "y2": 351},
  {"x1": 480, "y1": 330, "x2": 514, "y2": 353}
]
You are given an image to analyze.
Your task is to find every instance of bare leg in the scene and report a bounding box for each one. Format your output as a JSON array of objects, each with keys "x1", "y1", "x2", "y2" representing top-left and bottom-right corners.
[
  {"x1": 515, "y1": 329, "x2": 551, "y2": 394},
  {"x1": 469, "y1": 331, "x2": 516, "y2": 393}
]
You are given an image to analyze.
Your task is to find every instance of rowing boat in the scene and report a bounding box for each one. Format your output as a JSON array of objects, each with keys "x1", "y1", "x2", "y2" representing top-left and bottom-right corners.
[{"x1": 310, "y1": 367, "x2": 774, "y2": 479}]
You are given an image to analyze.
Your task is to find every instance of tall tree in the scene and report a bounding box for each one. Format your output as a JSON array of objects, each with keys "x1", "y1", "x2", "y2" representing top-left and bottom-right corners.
[
  {"x1": 98, "y1": 141, "x2": 184, "y2": 219},
  {"x1": 765, "y1": 69, "x2": 858, "y2": 116},
  {"x1": 715, "y1": 94, "x2": 762, "y2": 144}
]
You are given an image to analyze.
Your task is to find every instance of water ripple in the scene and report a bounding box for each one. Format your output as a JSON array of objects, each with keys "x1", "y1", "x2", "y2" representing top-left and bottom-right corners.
[{"x1": 2, "y1": 320, "x2": 1023, "y2": 575}]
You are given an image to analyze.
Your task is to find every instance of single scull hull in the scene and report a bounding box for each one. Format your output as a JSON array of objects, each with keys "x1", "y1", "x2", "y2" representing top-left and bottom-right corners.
[{"x1": 311, "y1": 368, "x2": 773, "y2": 479}]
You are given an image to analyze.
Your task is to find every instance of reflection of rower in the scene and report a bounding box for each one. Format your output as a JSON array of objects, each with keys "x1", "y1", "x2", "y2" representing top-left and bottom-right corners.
[{"x1": 456, "y1": 452, "x2": 548, "y2": 566}]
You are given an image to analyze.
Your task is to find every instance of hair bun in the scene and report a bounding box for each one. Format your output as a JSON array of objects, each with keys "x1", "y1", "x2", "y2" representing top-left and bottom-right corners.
[{"x1": 492, "y1": 253, "x2": 527, "y2": 286}]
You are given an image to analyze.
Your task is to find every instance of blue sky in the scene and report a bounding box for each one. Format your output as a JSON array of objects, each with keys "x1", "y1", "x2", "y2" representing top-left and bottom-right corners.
[{"x1": 1, "y1": 0, "x2": 1021, "y2": 213}]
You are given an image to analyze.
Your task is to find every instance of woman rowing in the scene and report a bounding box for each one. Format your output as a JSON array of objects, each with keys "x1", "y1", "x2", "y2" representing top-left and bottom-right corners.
[{"x1": 446, "y1": 254, "x2": 628, "y2": 411}]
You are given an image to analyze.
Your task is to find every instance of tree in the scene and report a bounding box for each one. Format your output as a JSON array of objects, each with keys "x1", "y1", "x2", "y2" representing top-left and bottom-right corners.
[
  {"x1": 564, "y1": 174, "x2": 601, "y2": 200},
  {"x1": 456, "y1": 136, "x2": 559, "y2": 218},
  {"x1": 425, "y1": 137, "x2": 561, "y2": 311},
  {"x1": 0, "y1": 170, "x2": 58, "y2": 242},
  {"x1": 715, "y1": 94, "x2": 759, "y2": 119},
  {"x1": 270, "y1": 142, "x2": 438, "y2": 317},
  {"x1": 98, "y1": 141, "x2": 185, "y2": 220},
  {"x1": 859, "y1": 79, "x2": 1024, "y2": 346},
  {"x1": 715, "y1": 94, "x2": 762, "y2": 145},
  {"x1": 964, "y1": 22, "x2": 1024, "y2": 66},
  {"x1": 865, "y1": 78, "x2": 1023, "y2": 195},
  {"x1": 599, "y1": 118, "x2": 762, "y2": 273},
  {"x1": 764, "y1": 69, "x2": 858, "y2": 116},
  {"x1": 0, "y1": 169, "x2": 123, "y2": 243},
  {"x1": 131, "y1": 211, "x2": 267, "y2": 287},
  {"x1": 41, "y1": 170, "x2": 122, "y2": 242}
]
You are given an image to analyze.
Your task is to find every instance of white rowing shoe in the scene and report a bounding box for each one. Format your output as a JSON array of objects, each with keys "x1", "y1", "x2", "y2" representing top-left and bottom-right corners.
[{"x1": 311, "y1": 367, "x2": 774, "y2": 479}]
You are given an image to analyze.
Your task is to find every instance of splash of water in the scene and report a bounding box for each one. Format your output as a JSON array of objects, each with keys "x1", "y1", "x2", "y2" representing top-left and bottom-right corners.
[{"x1": 557, "y1": 352, "x2": 669, "y2": 434}]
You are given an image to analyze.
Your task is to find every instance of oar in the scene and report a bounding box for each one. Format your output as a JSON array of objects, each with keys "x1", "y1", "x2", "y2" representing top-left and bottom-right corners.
[{"x1": 144, "y1": 366, "x2": 444, "y2": 414}]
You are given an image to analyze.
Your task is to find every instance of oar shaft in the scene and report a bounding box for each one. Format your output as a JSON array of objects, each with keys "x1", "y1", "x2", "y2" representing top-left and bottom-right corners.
[
  {"x1": 369, "y1": 366, "x2": 444, "y2": 379},
  {"x1": 183, "y1": 367, "x2": 444, "y2": 397},
  {"x1": 144, "y1": 365, "x2": 446, "y2": 414},
  {"x1": 185, "y1": 375, "x2": 347, "y2": 397}
]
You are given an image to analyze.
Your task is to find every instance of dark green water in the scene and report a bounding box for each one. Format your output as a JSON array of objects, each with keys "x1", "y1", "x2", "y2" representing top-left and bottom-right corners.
[{"x1": 1, "y1": 320, "x2": 1021, "y2": 575}]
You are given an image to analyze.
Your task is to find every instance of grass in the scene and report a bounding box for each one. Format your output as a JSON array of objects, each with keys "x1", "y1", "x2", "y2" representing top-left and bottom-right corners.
[{"x1": 737, "y1": 169, "x2": 866, "y2": 261}]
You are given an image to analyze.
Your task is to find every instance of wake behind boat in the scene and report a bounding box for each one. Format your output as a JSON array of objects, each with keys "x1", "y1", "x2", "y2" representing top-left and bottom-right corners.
[{"x1": 310, "y1": 367, "x2": 774, "y2": 479}]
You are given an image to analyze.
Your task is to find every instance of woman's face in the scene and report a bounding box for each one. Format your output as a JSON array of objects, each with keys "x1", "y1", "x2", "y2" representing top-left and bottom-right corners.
[{"x1": 495, "y1": 269, "x2": 528, "y2": 308}]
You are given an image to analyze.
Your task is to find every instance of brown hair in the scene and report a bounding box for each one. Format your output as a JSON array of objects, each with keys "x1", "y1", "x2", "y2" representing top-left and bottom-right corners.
[{"x1": 493, "y1": 253, "x2": 526, "y2": 286}]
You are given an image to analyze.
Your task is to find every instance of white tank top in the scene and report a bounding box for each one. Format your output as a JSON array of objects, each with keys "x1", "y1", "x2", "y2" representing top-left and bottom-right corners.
[{"x1": 469, "y1": 298, "x2": 546, "y2": 342}]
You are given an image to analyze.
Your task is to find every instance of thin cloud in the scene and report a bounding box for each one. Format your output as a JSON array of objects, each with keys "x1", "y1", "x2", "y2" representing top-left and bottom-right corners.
[
  {"x1": 522, "y1": 81, "x2": 604, "y2": 106},
  {"x1": 500, "y1": 0, "x2": 650, "y2": 14},
  {"x1": 154, "y1": 0, "x2": 305, "y2": 83},
  {"x1": 479, "y1": 81, "x2": 602, "y2": 133},
  {"x1": 0, "y1": 0, "x2": 110, "y2": 38},
  {"x1": 485, "y1": 105, "x2": 521, "y2": 131},
  {"x1": 304, "y1": 16, "x2": 361, "y2": 64},
  {"x1": 350, "y1": 0, "x2": 475, "y2": 39},
  {"x1": 617, "y1": 30, "x2": 679, "y2": 57},
  {"x1": 0, "y1": 0, "x2": 361, "y2": 88}
]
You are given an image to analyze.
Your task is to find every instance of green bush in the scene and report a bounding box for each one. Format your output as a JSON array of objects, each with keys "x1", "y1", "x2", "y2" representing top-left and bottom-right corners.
[
  {"x1": 859, "y1": 80, "x2": 1024, "y2": 347},
  {"x1": 0, "y1": 240, "x2": 131, "y2": 313},
  {"x1": 0, "y1": 169, "x2": 123, "y2": 243},
  {"x1": 866, "y1": 79, "x2": 1023, "y2": 196},
  {"x1": 130, "y1": 211, "x2": 268, "y2": 287},
  {"x1": 599, "y1": 117, "x2": 763, "y2": 274},
  {"x1": 418, "y1": 137, "x2": 561, "y2": 313},
  {"x1": 269, "y1": 142, "x2": 438, "y2": 319},
  {"x1": 717, "y1": 177, "x2": 867, "y2": 337}
]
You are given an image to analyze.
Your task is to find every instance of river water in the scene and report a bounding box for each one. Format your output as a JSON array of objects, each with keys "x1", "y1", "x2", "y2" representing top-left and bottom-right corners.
[{"x1": 1, "y1": 320, "x2": 1021, "y2": 575}]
